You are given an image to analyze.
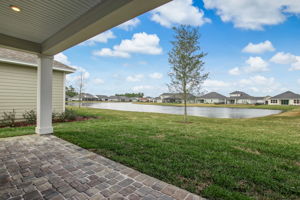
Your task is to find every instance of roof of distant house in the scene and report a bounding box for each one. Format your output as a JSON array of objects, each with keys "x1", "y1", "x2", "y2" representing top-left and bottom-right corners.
[
  {"x1": 159, "y1": 93, "x2": 195, "y2": 99},
  {"x1": 270, "y1": 91, "x2": 300, "y2": 99},
  {"x1": 228, "y1": 91, "x2": 255, "y2": 99},
  {"x1": 96, "y1": 95, "x2": 108, "y2": 98},
  {"x1": 0, "y1": 47, "x2": 75, "y2": 73},
  {"x1": 72, "y1": 93, "x2": 98, "y2": 99},
  {"x1": 199, "y1": 92, "x2": 226, "y2": 99},
  {"x1": 108, "y1": 96, "x2": 121, "y2": 99},
  {"x1": 160, "y1": 93, "x2": 174, "y2": 96}
]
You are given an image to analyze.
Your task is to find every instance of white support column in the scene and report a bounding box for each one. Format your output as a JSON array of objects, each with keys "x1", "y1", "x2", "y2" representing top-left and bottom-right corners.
[{"x1": 35, "y1": 54, "x2": 54, "y2": 135}]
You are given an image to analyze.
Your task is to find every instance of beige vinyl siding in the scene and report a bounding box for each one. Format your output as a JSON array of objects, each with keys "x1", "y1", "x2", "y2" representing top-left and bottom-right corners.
[{"x1": 0, "y1": 63, "x2": 65, "y2": 119}]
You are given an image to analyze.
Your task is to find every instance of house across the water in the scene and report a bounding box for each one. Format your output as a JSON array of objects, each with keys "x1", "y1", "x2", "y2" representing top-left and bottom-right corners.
[
  {"x1": 268, "y1": 91, "x2": 300, "y2": 105},
  {"x1": 158, "y1": 93, "x2": 196, "y2": 103},
  {"x1": 96, "y1": 95, "x2": 109, "y2": 101},
  {"x1": 157, "y1": 90, "x2": 300, "y2": 105},
  {"x1": 71, "y1": 93, "x2": 99, "y2": 101},
  {"x1": 226, "y1": 91, "x2": 266, "y2": 105},
  {"x1": 196, "y1": 92, "x2": 227, "y2": 104}
]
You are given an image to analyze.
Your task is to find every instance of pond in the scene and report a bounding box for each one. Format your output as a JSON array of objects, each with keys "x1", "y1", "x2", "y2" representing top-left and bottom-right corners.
[{"x1": 67, "y1": 102, "x2": 282, "y2": 119}]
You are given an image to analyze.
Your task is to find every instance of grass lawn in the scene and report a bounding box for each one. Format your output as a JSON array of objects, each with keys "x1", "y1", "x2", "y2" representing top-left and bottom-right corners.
[{"x1": 1, "y1": 107, "x2": 300, "y2": 199}]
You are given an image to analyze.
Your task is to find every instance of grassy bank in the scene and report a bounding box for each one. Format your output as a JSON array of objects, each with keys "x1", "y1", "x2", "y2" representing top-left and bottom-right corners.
[
  {"x1": 1, "y1": 107, "x2": 300, "y2": 199},
  {"x1": 134, "y1": 102, "x2": 297, "y2": 111}
]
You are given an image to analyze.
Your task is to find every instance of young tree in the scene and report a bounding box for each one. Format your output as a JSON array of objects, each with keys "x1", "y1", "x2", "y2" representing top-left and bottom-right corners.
[
  {"x1": 168, "y1": 25, "x2": 209, "y2": 122},
  {"x1": 76, "y1": 71, "x2": 86, "y2": 108}
]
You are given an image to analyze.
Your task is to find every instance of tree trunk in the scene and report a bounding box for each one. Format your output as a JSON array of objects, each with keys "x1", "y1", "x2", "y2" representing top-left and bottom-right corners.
[
  {"x1": 183, "y1": 91, "x2": 187, "y2": 122},
  {"x1": 79, "y1": 89, "x2": 82, "y2": 108}
]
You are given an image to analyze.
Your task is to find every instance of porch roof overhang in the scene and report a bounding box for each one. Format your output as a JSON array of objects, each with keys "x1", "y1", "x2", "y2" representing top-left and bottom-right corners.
[{"x1": 0, "y1": 0, "x2": 171, "y2": 55}]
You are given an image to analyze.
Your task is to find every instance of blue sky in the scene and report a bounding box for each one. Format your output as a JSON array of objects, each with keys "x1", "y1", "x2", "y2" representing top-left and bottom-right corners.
[{"x1": 56, "y1": 0, "x2": 300, "y2": 97}]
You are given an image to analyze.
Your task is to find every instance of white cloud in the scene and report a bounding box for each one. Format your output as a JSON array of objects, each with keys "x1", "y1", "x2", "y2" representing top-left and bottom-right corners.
[
  {"x1": 54, "y1": 53, "x2": 92, "y2": 88},
  {"x1": 238, "y1": 75, "x2": 283, "y2": 93},
  {"x1": 242, "y1": 40, "x2": 275, "y2": 54},
  {"x1": 197, "y1": 76, "x2": 285, "y2": 95},
  {"x1": 149, "y1": 73, "x2": 163, "y2": 79},
  {"x1": 289, "y1": 61, "x2": 300, "y2": 71},
  {"x1": 132, "y1": 85, "x2": 154, "y2": 92},
  {"x1": 203, "y1": 0, "x2": 300, "y2": 30},
  {"x1": 94, "y1": 48, "x2": 130, "y2": 58},
  {"x1": 74, "y1": 67, "x2": 90, "y2": 79},
  {"x1": 270, "y1": 52, "x2": 296, "y2": 64},
  {"x1": 249, "y1": 87, "x2": 259, "y2": 92},
  {"x1": 93, "y1": 78, "x2": 105, "y2": 85},
  {"x1": 244, "y1": 56, "x2": 269, "y2": 73},
  {"x1": 239, "y1": 79, "x2": 252, "y2": 85},
  {"x1": 229, "y1": 57, "x2": 269, "y2": 76},
  {"x1": 270, "y1": 52, "x2": 300, "y2": 71},
  {"x1": 240, "y1": 75, "x2": 275, "y2": 86},
  {"x1": 122, "y1": 63, "x2": 130, "y2": 67},
  {"x1": 203, "y1": 80, "x2": 231, "y2": 88},
  {"x1": 298, "y1": 79, "x2": 300, "y2": 85},
  {"x1": 118, "y1": 18, "x2": 140, "y2": 31},
  {"x1": 54, "y1": 53, "x2": 71, "y2": 65},
  {"x1": 80, "y1": 31, "x2": 115, "y2": 46},
  {"x1": 126, "y1": 74, "x2": 144, "y2": 82},
  {"x1": 93, "y1": 32, "x2": 162, "y2": 58},
  {"x1": 66, "y1": 67, "x2": 90, "y2": 85},
  {"x1": 151, "y1": 0, "x2": 210, "y2": 28},
  {"x1": 228, "y1": 67, "x2": 241, "y2": 75},
  {"x1": 138, "y1": 61, "x2": 148, "y2": 65}
]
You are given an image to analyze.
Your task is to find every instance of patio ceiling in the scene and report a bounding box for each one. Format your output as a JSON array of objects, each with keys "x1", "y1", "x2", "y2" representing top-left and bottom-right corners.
[{"x1": 0, "y1": 0, "x2": 171, "y2": 55}]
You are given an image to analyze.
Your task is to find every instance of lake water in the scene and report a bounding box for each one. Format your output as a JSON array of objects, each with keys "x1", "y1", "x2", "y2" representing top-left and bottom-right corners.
[{"x1": 67, "y1": 102, "x2": 282, "y2": 119}]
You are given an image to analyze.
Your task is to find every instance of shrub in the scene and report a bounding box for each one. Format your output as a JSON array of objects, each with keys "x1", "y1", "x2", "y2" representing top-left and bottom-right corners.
[
  {"x1": 255, "y1": 103, "x2": 264, "y2": 106},
  {"x1": 1, "y1": 110, "x2": 16, "y2": 127},
  {"x1": 52, "y1": 112, "x2": 58, "y2": 121},
  {"x1": 65, "y1": 109, "x2": 77, "y2": 121},
  {"x1": 22, "y1": 110, "x2": 36, "y2": 124},
  {"x1": 56, "y1": 109, "x2": 77, "y2": 122}
]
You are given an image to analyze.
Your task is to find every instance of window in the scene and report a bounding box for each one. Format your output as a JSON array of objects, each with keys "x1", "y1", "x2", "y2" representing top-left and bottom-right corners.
[
  {"x1": 294, "y1": 100, "x2": 300, "y2": 104},
  {"x1": 271, "y1": 100, "x2": 277, "y2": 103},
  {"x1": 281, "y1": 100, "x2": 289, "y2": 105}
]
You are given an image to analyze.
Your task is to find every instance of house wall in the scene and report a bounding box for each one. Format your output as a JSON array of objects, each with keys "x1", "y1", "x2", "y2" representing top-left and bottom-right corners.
[
  {"x1": 197, "y1": 99, "x2": 225, "y2": 104},
  {"x1": 235, "y1": 99, "x2": 256, "y2": 104},
  {"x1": 268, "y1": 99, "x2": 280, "y2": 105},
  {"x1": 268, "y1": 99, "x2": 300, "y2": 105},
  {"x1": 0, "y1": 63, "x2": 65, "y2": 119},
  {"x1": 290, "y1": 99, "x2": 300, "y2": 105},
  {"x1": 256, "y1": 99, "x2": 265, "y2": 104}
]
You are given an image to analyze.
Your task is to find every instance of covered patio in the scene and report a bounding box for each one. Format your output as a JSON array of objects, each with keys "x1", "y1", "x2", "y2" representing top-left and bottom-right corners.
[
  {"x1": 0, "y1": 1, "x2": 204, "y2": 199},
  {"x1": 0, "y1": 0, "x2": 171, "y2": 135}
]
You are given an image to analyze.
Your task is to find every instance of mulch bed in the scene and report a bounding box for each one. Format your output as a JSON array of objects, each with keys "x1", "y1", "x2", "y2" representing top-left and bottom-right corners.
[{"x1": 0, "y1": 116, "x2": 99, "y2": 128}]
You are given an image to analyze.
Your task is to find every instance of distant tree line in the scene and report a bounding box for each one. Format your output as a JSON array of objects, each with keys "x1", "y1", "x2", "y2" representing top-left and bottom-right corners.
[
  {"x1": 66, "y1": 86, "x2": 144, "y2": 99},
  {"x1": 65, "y1": 85, "x2": 78, "y2": 97},
  {"x1": 115, "y1": 93, "x2": 144, "y2": 98}
]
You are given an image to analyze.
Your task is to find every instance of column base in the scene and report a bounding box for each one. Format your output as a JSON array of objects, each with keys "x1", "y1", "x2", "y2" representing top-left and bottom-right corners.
[{"x1": 35, "y1": 127, "x2": 53, "y2": 135}]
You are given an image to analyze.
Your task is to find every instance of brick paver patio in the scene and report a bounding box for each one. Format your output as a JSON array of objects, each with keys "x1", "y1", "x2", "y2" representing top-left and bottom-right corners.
[{"x1": 0, "y1": 135, "x2": 205, "y2": 200}]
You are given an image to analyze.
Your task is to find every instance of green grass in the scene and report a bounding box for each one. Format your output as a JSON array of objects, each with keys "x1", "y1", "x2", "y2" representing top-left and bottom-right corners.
[
  {"x1": 0, "y1": 126, "x2": 34, "y2": 138},
  {"x1": 134, "y1": 102, "x2": 297, "y2": 111},
  {"x1": 1, "y1": 107, "x2": 300, "y2": 199}
]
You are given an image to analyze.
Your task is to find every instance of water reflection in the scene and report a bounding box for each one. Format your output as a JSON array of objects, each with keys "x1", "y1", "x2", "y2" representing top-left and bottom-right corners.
[{"x1": 67, "y1": 102, "x2": 282, "y2": 119}]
